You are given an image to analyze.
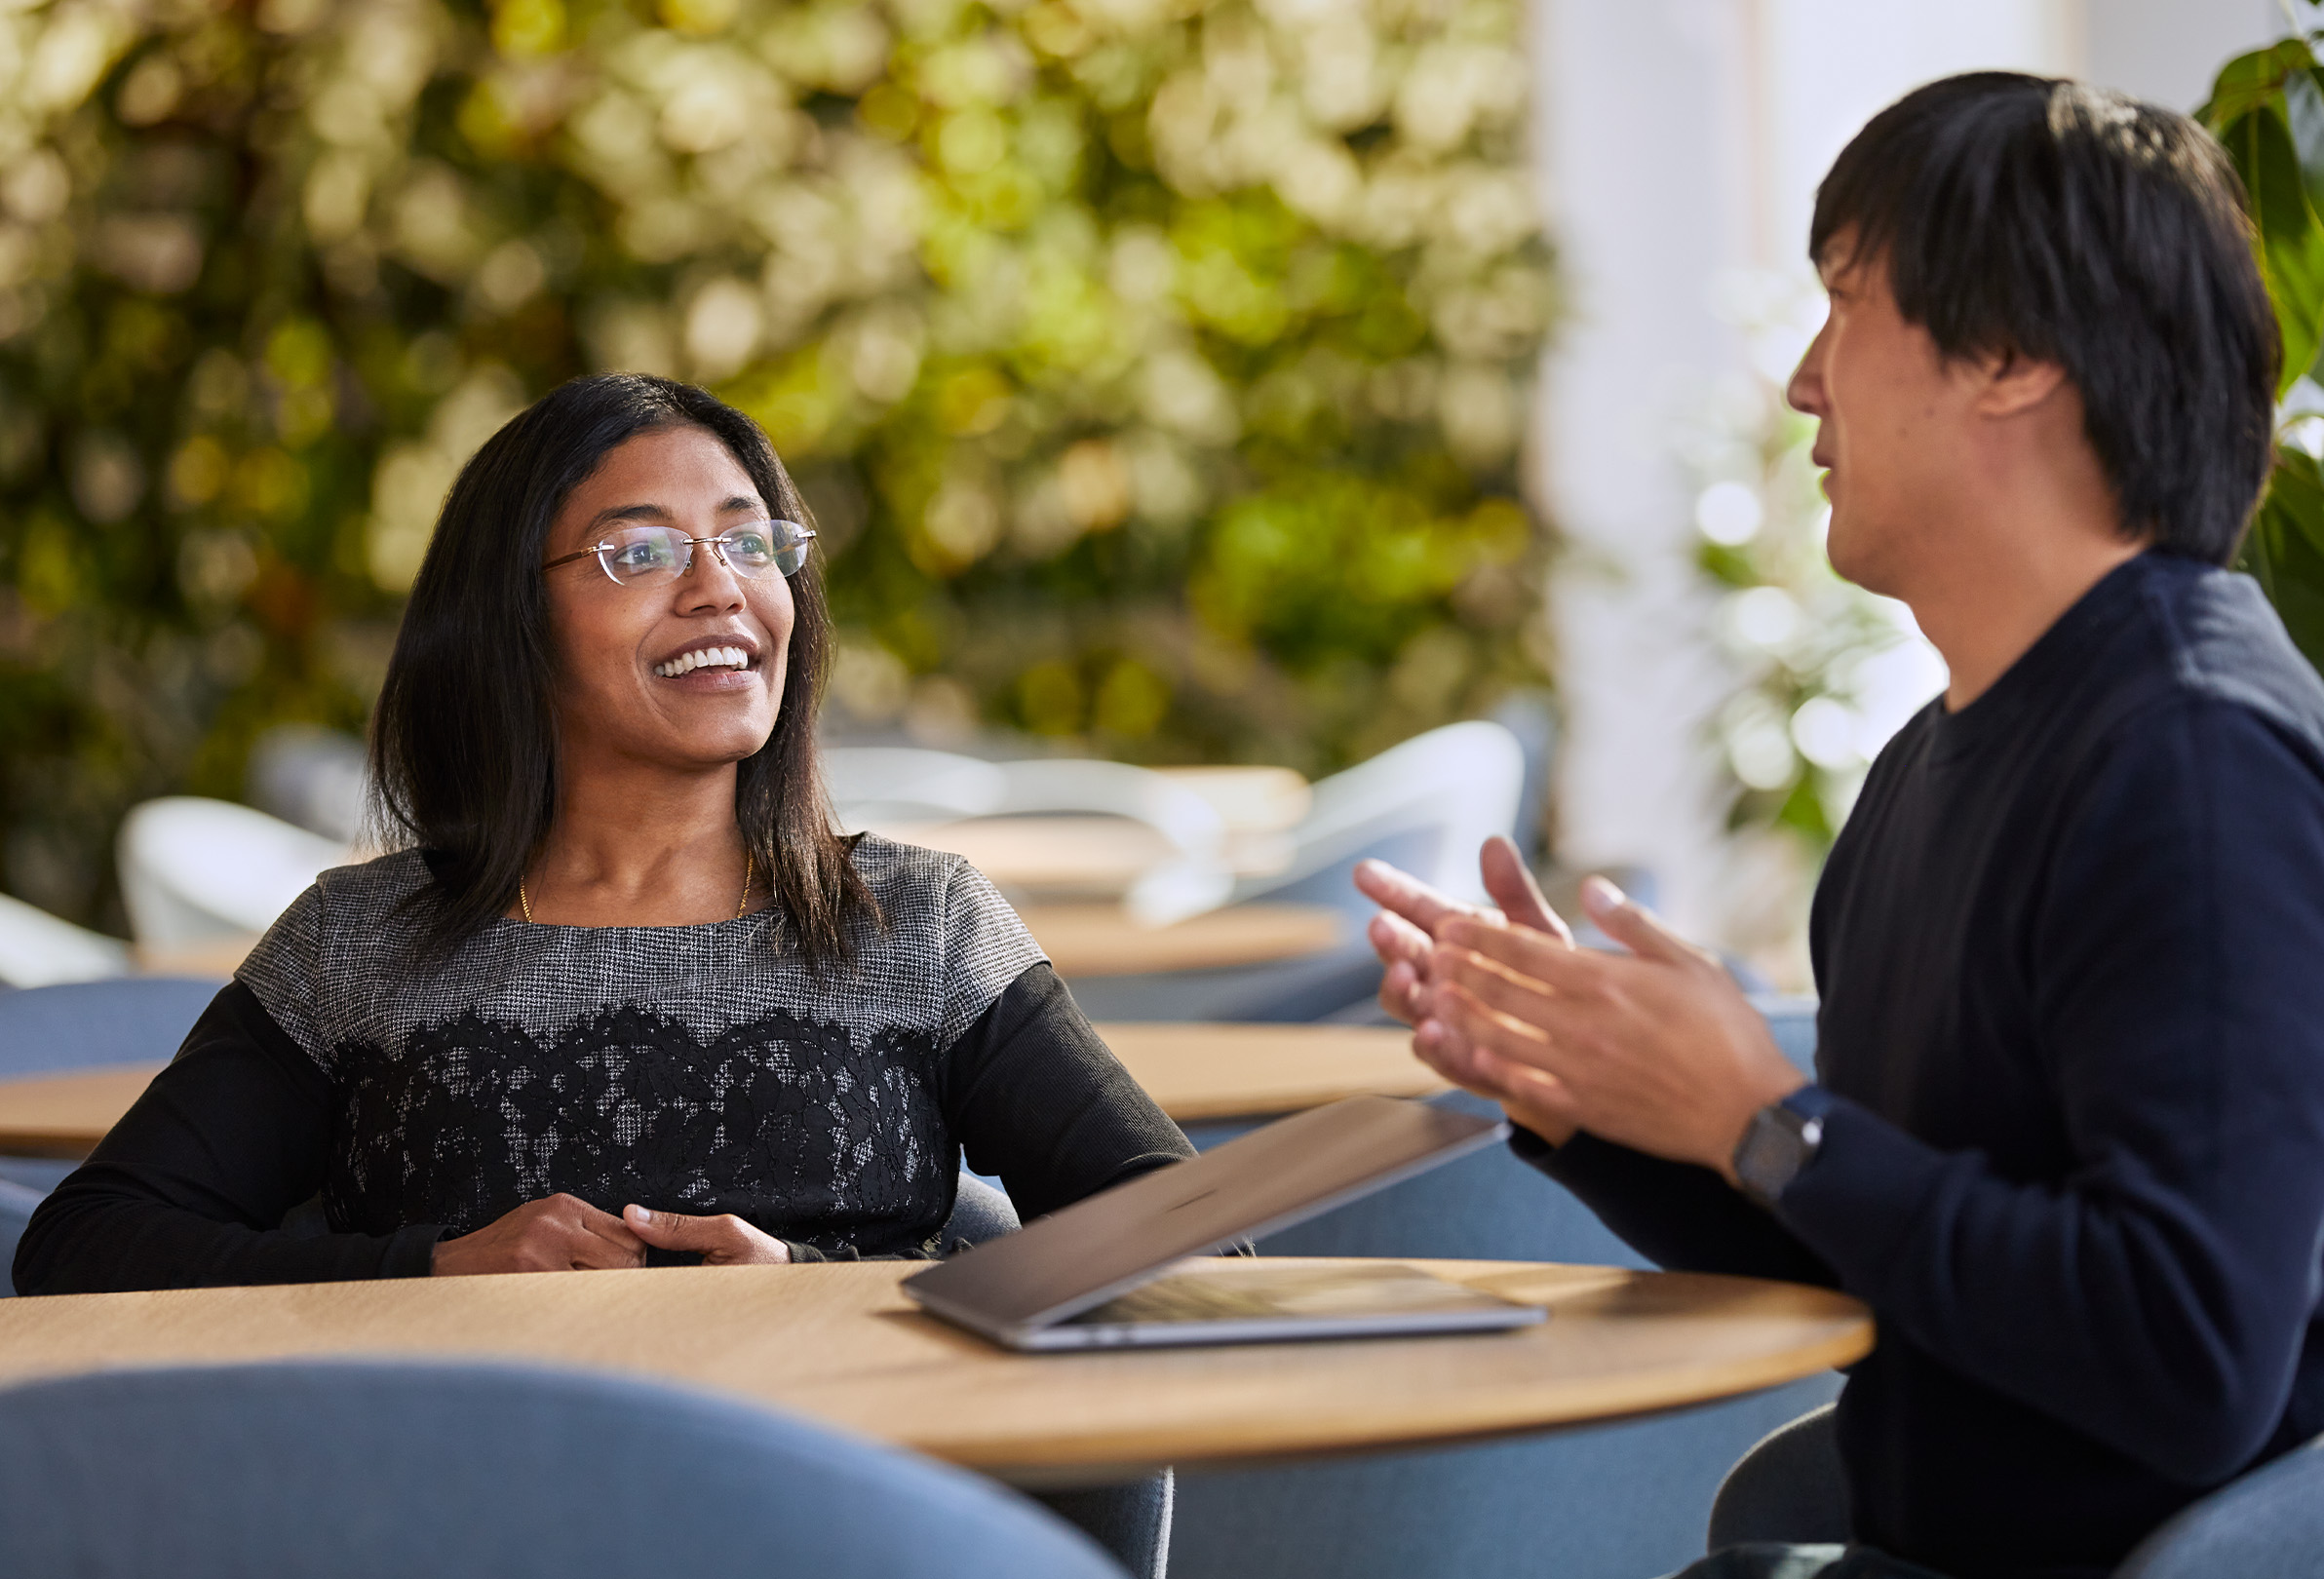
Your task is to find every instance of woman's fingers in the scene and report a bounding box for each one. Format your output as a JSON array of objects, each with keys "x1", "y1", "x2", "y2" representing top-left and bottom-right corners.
[
  {"x1": 622, "y1": 1205, "x2": 790, "y2": 1265},
  {"x1": 564, "y1": 1198, "x2": 645, "y2": 1268}
]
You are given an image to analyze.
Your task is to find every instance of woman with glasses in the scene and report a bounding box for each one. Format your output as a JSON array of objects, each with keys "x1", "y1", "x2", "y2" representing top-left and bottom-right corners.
[{"x1": 14, "y1": 373, "x2": 1193, "y2": 1291}]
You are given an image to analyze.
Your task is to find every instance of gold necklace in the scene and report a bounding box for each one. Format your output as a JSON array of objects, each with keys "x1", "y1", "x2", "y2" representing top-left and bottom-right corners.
[{"x1": 520, "y1": 851, "x2": 754, "y2": 925}]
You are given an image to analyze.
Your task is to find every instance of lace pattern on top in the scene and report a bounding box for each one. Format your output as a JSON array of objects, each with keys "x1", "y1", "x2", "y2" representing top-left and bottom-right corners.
[{"x1": 235, "y1": 837, "x2": 1046, "y2": 1254}]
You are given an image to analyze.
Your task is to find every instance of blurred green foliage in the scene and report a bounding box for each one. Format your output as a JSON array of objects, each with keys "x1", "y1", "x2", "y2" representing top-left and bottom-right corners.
[
  {"x1": 2199, "y1": 22, "x2": 2324, "y2": 676},
  {"x1": 0, "y1": 0, "x2": 1553, "y2": 930}
]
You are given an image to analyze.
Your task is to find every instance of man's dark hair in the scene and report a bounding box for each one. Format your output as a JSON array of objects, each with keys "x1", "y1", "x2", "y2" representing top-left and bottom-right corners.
[
  {"x1": 1812, "y1": 72, "x2": 2277, "y2": 564},
  {"x1": 368, "y1": 372, "x2": 874, "y2": 967}
]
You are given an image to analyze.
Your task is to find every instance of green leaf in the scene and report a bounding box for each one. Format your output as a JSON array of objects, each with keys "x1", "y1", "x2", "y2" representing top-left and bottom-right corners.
[
  {"x1": 2199, "y1": 39, "x2": 2317, "y2": 132},
  {"x1": 2225, "y1": 103, "x2": 2324, "y2": 398},
  {"x1": 2247, "y1": 445, "x2": 2324, "y2": 672}
]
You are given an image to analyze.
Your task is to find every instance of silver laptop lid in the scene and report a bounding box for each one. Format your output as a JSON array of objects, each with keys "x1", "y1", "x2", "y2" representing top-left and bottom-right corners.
[{"x1": 902, "y1": 1096, "x2": 1507, "y2": 1331}]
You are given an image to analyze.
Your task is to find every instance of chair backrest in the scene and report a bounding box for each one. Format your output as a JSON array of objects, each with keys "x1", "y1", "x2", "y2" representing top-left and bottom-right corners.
[
  {"x1": 2114, "y1": 1431, "x2": 2324, "y2": 1579},
  {"x1": 247, "y1": 723, "x2": 370, "y2": 843},
  {"x1": 824, "y1": 747, "x2": 1008, "y2": 828},
  {"x1": 0, "y1": 1361, "x2": 1129, "y2": 1579},
  {"x1": 0, "y1": 977, "x2": 219, "y2": 1079},
  {"x1": 0, "y1": 893, "x2": 130, "y2": 988},
  {"x1": 117, "y1": 797, "x2": 351, "y2": 946},
  {"x1": 1704, "y1": 1401, "x2": 1848, "y2": 1550},
  {"x1": 1234, "y1": 720, "x2": 1526, "y2": 913},
  {"x1": 944, "y1": 1172, "x2": 1022, "y2": 1249}
]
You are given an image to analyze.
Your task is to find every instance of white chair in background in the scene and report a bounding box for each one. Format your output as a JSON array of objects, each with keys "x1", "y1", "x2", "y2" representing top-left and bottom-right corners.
[
  {"x1": 0, "y1": 894, "x2": 131, "y2": 988},
  {"x1": 823, "y1": 748, "x2": 1235, "y2": 925},
  {"x1": 1231, "y1": 719, "x2": 1527, "y2": 911},
  {"x1": 117, "y1": 798, "x2": 353, "y2": 949},
  {"x1": 821, "y1": 748, "x2": 1008, "y2": 828},
  {"x1": 247, "y1": 725, "x2": 370, "y2": 844},
  {"x1": 989, "y1": 759, "x2": 1231, "y2": 924}
]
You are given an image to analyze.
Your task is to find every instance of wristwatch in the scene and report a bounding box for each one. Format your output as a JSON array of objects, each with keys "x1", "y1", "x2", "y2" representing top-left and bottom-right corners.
[{"x1": 1731, "y1": 1086, "x2": 1836, "y2": 1210}]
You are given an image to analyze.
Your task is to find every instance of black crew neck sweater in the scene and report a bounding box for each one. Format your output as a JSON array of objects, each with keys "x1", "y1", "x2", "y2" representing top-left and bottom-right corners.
[{"x1": 1526, "y1": 554, "x2": 2324, "y2": 1579}]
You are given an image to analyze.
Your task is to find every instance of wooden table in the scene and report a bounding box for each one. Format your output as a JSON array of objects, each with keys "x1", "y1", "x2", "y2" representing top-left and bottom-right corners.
[
  {"x1": 1104, "y1": 1023, "x2": 1444, "y2": 1120},
  {"x1": 0, "y1": 1025, "x2": 1439, "y2": 1159},
  {"x1": 0, "y1": 1065, "x2": 159, "y2": 1159},
  {"x1": 0, "y1": 1258, "x2": 1871, "y2": 1485},
  {"x1": 132, "y1": 902, "x2": 1346, "y2": 986}
]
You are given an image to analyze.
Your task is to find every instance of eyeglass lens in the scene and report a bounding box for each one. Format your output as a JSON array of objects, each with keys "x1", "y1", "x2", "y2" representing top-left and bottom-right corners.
[{"x1": 595, "y1": 522, "x2": 813, "y2": 586}]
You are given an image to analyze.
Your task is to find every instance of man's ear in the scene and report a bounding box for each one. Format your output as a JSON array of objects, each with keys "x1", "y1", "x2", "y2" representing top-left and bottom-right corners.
[{"x1": 1972, "y1": 347, "x2": 2071, "y2": 418}]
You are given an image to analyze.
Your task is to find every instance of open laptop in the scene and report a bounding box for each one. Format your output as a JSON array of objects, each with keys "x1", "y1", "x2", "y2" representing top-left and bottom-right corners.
[{"x1": 901, "y1": 1096, "x2": 1547, "y2": 1351}]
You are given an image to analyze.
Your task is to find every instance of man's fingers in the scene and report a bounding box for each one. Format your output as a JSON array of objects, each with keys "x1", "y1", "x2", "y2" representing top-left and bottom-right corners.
[
  {"x1": 1438, "y1": 912, "x2": 1601, "y2": 994},
  {"x1": 1354, "y1": 859, "x2": 1485, "y2": 935},
  {"x1": 1378, "y1": 958, "x2": 1429, "y2": 1026},
  {"x1": 1579, "y1": 876, "x2": 1703, "y2": 968},
  {"x1": 1367, "y1": 909, "x2": 1433, "y2": 969},
  {"x1": 1438, "y1": 944, "x2": 1564, "y2": 1028},
  {"x1": 1479, "y1": 836, "x2": 1572, "y2": 944},
  {"x1": 1414, "y1": 1018, "x2": 1580, "y2": 1134},
  {"x1": 1431, "y1": 979, "x2": 1564, "y2": 1071}
]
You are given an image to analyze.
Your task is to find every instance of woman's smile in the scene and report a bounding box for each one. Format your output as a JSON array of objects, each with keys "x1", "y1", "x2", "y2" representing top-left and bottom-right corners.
[{"x1": 649, "y1": 634, "x2": 763, "y2": 685}]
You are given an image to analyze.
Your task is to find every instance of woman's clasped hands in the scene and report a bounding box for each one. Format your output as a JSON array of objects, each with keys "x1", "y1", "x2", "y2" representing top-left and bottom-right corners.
[{"x1": 429, "y1": 1194, "x2": 794, "y2": 1275}]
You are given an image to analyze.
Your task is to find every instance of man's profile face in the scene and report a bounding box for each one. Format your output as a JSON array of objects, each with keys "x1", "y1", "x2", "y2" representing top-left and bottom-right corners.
[{"x1": 1787, "y1": 233, "x2": 1969, "y2": 597}]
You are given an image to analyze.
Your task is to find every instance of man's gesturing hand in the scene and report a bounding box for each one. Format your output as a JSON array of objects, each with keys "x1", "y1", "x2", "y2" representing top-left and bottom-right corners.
[
  {"x1": 1356, "y1": 835, "x2": 1570, "y2": 1024},
  {"x1": 1426, "y1": 875, "x2": 1804, "y2": 1177},
  {"x1": 1355, "y1": 836, "x2": 1584, "y2": 1143},
  {"x1": 430, "y1": 1193, "x2": 646, "y2": 1275},
  {"x1": 621, "y1": 1205, "x2": 792, "y2": 1265}
]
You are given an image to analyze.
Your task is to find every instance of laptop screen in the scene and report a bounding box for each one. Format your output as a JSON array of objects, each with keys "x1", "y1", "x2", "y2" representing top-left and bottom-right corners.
[{"x1": 902, "y1": 1097, "x2": 1506, "y2": 1329}]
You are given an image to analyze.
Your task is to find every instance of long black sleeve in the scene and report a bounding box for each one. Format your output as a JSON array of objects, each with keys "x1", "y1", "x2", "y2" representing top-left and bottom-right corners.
[
  {"x1": 12, "y1": 982, "x2": 445, "y2": 1295},
  {"x1": 1512, "y1": 1128, "x2": 1839, "y2": 1288},
  {"x1": 937, "y1": 962, "x2": 1193, "y2": 1223}
]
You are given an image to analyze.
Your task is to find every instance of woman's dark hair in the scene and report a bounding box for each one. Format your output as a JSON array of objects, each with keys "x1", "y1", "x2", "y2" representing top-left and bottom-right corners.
[
  {"x1": 1812, "y1": 72, "x2": 2277, "y2": 564},
  {"x1": 368, "y1": 372, "x2": 873, "y2": 966}
]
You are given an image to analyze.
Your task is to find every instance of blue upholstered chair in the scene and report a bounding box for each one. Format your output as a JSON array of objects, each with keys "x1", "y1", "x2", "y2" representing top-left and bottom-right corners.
[
  {"x1": 1709, "y1": 1402, "x2": 2324, "y2": 1575},
  {"x1": 1164, "y1": 1005, "x2": 1836, "y2": 1579},
  {"x1": 0, "y1": 976, "x2": 223, "y2": 1288},
  {"x1": 0, "y1": 1361, "x2": 1128, "y2": 1579},
  {"x1": 943, "y1": 1170, "x2": 1175, "y2": 1579},
  {"x1": 0, "y1": 975, "x2": 220, "y2": 1080}
]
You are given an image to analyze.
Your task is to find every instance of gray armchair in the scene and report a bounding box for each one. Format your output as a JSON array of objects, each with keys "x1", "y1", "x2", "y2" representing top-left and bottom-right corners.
[{"x1": 1707, "y1": 1403, "x2": 2324, "y2": 1577}]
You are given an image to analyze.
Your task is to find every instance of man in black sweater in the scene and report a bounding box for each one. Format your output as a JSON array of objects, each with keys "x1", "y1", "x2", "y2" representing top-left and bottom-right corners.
[{"x1": 1357, "y1": 74, "x2": 2324, "y2": 1579}]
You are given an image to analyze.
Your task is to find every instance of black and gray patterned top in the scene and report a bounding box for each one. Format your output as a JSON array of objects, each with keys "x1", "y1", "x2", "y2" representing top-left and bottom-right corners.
[{"x1": 14, "y1": 837, "x2": 1190, "y2": 1293}]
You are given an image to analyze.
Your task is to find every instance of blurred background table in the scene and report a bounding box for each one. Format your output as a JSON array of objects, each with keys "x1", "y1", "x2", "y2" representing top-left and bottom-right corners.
[
  {"x1": 0, "y1": 1065, "x2": 157, "y2": 1160},
  {"x1": 1023, "y1": 904, "x2": 1341, "y2": 978},
  {"x1": 0, "y1": 1021, "x2": 1433, "y2": 1160},
  {"x1": 0, "y1": 1258, "x2": 1872, "y2": 1487},
  {"x1": 1103, "y1": 1023, "x2": 1441, "y2": 1121}
]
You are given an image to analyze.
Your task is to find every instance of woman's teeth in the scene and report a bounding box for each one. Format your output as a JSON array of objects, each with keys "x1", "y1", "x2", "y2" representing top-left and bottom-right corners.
[{"x1": 653, "y1": 645, "x2": 751, "y2": 678}]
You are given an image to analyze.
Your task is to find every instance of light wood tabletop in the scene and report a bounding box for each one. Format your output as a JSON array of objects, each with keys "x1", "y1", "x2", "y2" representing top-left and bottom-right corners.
[
  {"x1": 0, "y1": 1025, "x2": 1440, "y2": 1158},
  {"x1": 131, "y1": 900, "x2": 1346, "y2": 987},
  {"x1": 0, "y1": 1258, "x2": 1871, "y2": 1485},
  {"x1": 0, "y1": 1064, "x2": 160, "y2": 1159}
]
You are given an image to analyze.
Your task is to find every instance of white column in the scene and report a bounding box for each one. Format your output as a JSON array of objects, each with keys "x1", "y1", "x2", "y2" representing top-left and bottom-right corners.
[{"x1": 1531, "y1": 0, "x2": 1754, "y2": 939}]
